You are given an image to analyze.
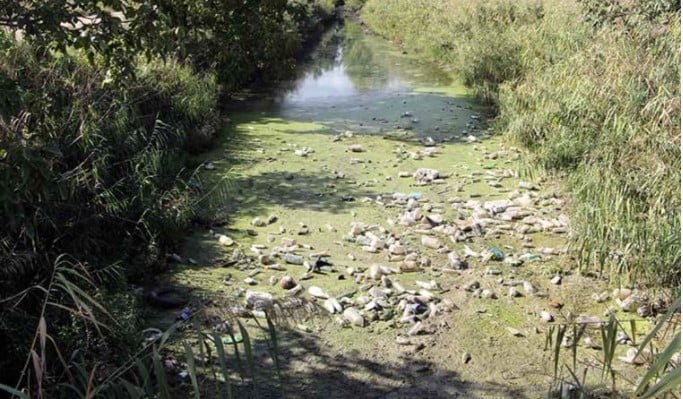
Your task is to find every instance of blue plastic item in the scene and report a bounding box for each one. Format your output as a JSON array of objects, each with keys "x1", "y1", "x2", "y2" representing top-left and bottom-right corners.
[{"x1": 489, "y1": 248, "x2": 505, "y2": 261}]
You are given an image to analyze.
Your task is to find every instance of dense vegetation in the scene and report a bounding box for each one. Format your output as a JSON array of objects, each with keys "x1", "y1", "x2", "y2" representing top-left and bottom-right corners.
[
  {"x1": 363, "y1": 0, "x2": 681, "y2": 288},
  {"x1": 0, "y1": 0, "x2": 337, "y2": 396}
]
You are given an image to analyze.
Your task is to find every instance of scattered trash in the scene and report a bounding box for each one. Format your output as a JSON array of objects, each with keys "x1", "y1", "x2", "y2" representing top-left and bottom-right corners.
[
  {"x1": 177, "y1": 307, "x2": 192, "y2": 321},
  {"x1": 489, "y1": 248, "x2": 505, "y2": 261}
]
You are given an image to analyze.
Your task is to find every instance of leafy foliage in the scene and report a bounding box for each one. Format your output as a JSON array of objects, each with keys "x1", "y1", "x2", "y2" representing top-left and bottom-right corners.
[{"x1": 0, "y1": 0, "x2": 336, "y2": 394}]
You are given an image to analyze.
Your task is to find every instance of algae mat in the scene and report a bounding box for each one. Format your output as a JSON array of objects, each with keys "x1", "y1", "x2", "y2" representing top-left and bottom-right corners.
[{"x1": 159, "y1": 22, "x2": 652, "y2": 399}]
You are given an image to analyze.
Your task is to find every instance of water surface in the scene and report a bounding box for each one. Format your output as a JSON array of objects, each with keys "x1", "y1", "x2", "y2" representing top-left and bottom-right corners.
[{"x1": 226, "y1": 22, "x2": 483, "y2": 139}]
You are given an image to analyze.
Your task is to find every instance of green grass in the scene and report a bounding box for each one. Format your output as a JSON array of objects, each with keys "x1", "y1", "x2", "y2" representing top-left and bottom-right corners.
[{"x1": 362, "y1": 0, "x2": 681, "y2": 289}]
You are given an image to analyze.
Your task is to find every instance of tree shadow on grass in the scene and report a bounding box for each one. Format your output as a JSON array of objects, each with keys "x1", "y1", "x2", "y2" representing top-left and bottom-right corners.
[{"x1": 164, "y1": 314, "x2": 538, "y2": 399}]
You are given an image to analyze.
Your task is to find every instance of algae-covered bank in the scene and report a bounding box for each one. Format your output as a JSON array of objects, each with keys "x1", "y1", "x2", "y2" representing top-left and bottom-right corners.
[{"x1": 148, "y1": 20, "x2": 675, "y2": 398}]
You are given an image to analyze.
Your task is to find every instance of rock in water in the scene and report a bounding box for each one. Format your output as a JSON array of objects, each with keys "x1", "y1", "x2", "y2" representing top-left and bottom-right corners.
[{"x1": 343, "y1": 308, "x2": 365, "y2": 327}]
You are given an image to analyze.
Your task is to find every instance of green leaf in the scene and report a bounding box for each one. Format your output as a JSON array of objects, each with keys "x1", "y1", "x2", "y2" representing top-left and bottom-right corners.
[
  {"x1": 183, "y1": 341, "x2": 201, "y2": 399},
  {"x1": 238, "y1": 321, "x2": 255, "y2": 381},
  {"x1": 638, "y1": 365, "x2": 681, "y2": 399},
  {"x1": 0, "y1": 383, "x2": 30, "y2": 399},
  {"x1": 212, "y1": 332, "x2": 233, "y2": 399},
  {"x1": 152, "y1": 345, "x2": 170, "y2": 399},
  {"x1": 635, "y1": 332, "x2": 681, "y2": 396}
]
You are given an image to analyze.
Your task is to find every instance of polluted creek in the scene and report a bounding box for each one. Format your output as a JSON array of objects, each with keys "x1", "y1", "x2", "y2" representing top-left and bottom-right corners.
[{"x1": 162, "y1": 21, "x2": 651, "y2": 398}]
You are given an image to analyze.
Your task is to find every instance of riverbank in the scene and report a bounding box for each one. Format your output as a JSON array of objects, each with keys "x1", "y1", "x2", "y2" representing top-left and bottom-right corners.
[
  {"x1": 361, "y1": 0, "x2": 681, "y2": 289},
  {"x1": 0, "y1": 2, "x2": 341, "y2": 395}
]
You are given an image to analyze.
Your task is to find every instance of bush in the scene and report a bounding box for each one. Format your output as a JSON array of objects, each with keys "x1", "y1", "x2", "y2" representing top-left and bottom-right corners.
[{"x1": 0, "y1": 35, "x2": 218, "y2": 386}]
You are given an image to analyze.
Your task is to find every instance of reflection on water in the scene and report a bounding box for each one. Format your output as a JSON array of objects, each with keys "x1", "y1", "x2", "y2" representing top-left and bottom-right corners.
[
  {"x1": 227, "y1": 21, "x2": 479, "y2": 139},
  {"x1": 282, "y1": 22, "x2": 441, "y2": 105}
]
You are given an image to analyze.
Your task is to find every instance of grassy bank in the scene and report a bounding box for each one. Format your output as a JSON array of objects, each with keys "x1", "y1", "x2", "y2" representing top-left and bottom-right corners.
[
  {"x1": 362, "y1": 0, "x2": 681, "y2": 288},
  {"x1": 0, "y1": 1, "x2": 338, "y2": 395}
]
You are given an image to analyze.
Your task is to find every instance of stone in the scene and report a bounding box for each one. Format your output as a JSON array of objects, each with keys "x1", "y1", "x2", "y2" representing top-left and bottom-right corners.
[
  {"x1": 284, "y1": 254, "x2": 304, "y2": 265},
  {"x1": 252, "y1": 217, "x2": 266, "y2": 227},
  {"x1": 447, "y1": 251, "x2": 466, "y2": 270},
  {"x1": 464, "y1": 281, "x2": 480, "y2": 291},
  {"x1": 280, "y1": 276, "x2": 296, "y2": 290},
  {"x1": 343, "y1": 307, "x2": 365, "y2": 327},
  {"x1": 308, "y1": 286, "x2": 329, "y2": 299},
  {"x1": 481, "y1": 289, "x2": 496, "y2": 299},
  {"x1": 540, "y1": 311, "x2": 554, "y2": 322},
  {"x1": 612, "y1": 288, "x2": 632, "y2": 300},
  {"x1": 349, "y1": 144, "x2": 365, "y2": 152},
  {"x1": 244, "y1": 277, "x2": 257, "y2": 285},
  {"x1": 421, "y1": 235, "x2": 442, "y2": 249},
  {"x1": 507, "y1": 327, "x2": 524, "y2": 337},
  {"x1": 550, "y1": 275, "x2": 562, "y2": 285},
  {"x1": 413, "y1": 168, "x2": 440, "y2": 183},
  {"x1": 245, "y1": 290, "x2": 273, "y2": 310},
  {"x1": 389, "y1": 243, "x2": 406, "y2": 255},
  {"x1": 522, "y1": 281, "x2": 536, "y2": 295},
  {"x1": 218, "y1": 235, "x2": 234, "y2": 246},
  {"x1": 408, "y1": 321, "x2": 423, "y2": 336}
]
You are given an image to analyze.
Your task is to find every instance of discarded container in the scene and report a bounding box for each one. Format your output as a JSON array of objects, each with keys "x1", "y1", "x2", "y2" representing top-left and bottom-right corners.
[
  {"x1": 489, "y1": 248, "x2": 505, "y2": 261},
  {"x1": 177, "y1": 307, "x2": 192, "y2": 321}
]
